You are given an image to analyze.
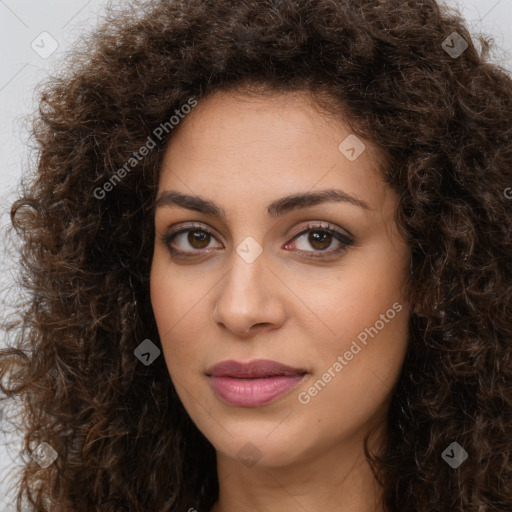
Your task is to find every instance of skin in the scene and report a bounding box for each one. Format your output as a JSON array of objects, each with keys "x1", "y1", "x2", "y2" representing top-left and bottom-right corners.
[{"x1": 150, "y1": 89, "x2": 411, "y2": 512}]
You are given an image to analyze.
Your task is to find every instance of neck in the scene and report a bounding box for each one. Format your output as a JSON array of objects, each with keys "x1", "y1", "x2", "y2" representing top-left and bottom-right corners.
[{"x1": 210, "y1": 425, "x2": 387, "y2": 512}]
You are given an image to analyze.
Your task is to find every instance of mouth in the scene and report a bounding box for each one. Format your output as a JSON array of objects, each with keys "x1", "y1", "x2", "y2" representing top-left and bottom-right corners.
[{"x1": 205, "y1": 359, "x2": 308, "y2": 407}]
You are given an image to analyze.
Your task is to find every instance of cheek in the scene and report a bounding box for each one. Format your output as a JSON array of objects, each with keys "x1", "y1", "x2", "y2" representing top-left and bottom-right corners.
[
  {"x1": 314, "y1": 260, "x2": 407, "y2": 341},
  {"x1": 150, "y1": 255, "x2": 210, "y2": 376},
  {"x1": 301, "y1": 245, "x2": 410, "y2": 394},
  {"x1": 312, "y1": 293, "x2": 409, "y2": 381},
  {"x1": 150, "y1": 251, "x2": 197, "y2": 335},
  {"x1": 299, "y1": 294, "x2": 409, "y2": 436}
]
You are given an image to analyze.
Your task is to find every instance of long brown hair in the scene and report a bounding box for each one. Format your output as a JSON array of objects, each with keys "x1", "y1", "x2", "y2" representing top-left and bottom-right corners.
[{"x1": 1, "y1": 0, "x2": 512, "y2": 510}]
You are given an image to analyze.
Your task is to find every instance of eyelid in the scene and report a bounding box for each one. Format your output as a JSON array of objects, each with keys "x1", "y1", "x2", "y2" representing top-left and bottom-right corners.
[
  {"x1": 160, "y1": 220, "x2": 354, "y2": 255},
  {"x1": 287, "y1": 220, "x2": 354, "y2": 241},
  {"x1": 164, "y1": 221, "x2": 222, "y2": 240},
  {"x1": 159, "y1": 221, "x2": 223, "y2": 254}
]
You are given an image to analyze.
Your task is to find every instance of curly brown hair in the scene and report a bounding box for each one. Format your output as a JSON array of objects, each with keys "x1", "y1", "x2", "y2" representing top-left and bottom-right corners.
[{"x1": 1, "y1": 0, "x2": 512, "y2": 510}]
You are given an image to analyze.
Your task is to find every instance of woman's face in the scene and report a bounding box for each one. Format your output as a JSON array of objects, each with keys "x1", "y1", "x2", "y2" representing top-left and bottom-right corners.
[{"x1": 150, "y1": 90, "x2": 411, "y2": 468}]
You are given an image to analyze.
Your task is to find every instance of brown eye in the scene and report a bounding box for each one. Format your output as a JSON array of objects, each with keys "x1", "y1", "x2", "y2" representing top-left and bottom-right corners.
[
  {"x1": 307, "y1": 230, "x2": 332, "y2": 250},
  {"x1": 187, "y1": 230, "x2": 211, "y2": 249},
  {"x1": 287, "y1": 223, "x2": 354, "y2": 256},
  {"x1": 161, "y1": 224, "x2": 222, "y2": 255},
  {"x1": 160, "y1": 221, "x2": 354, "y2": 260}
]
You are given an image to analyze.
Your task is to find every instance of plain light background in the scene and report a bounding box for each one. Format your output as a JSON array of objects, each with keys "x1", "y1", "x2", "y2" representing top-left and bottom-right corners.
[{"x1": 0, "y1": 0, "x2": 511, "y2": 509}]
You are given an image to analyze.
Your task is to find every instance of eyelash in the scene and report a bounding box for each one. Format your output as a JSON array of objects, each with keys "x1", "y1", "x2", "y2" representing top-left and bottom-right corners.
[{"x1": 159, "y1": 222, "x2": 355, "y2": 260}]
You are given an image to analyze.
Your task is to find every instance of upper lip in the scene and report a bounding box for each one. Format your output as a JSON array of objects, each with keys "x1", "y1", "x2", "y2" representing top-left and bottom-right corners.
[{"x1": 206, "y1": 359, "x2": 308, "y2": 378}]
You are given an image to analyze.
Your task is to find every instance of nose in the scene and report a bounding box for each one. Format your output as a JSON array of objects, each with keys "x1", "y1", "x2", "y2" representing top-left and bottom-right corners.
[{"x1": 212, "y1": 246, "x2": 286, "y2": 338}]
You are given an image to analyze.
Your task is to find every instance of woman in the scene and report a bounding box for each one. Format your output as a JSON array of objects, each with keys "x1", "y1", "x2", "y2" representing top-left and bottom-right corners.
[{"x1": 1, "y1": 0, "x2": 511, "y2": 511}]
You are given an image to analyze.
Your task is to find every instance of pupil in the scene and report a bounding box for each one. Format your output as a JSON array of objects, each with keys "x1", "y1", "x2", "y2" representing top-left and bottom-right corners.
[
  {"x1": 188, "y1": 230, "x2": 209, "y2": 248},
  {"x1": 310, "y1": 231, "x2": 331, "y2": 250}
]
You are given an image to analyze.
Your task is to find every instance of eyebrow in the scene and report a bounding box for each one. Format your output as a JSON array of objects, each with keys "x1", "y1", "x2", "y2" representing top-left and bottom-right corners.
[{"x1": 154, "y1": 188, "x2": 371, "y2": 218}]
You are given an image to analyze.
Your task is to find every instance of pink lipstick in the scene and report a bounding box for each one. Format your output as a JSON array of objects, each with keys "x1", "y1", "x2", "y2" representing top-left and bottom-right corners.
[{"x1": 205, "y1": 359, "x2": 308, "y2": 407}]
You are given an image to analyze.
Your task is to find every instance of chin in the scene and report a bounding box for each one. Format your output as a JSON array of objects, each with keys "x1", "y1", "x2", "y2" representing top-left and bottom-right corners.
[{"x1": 202, "y1": 418, "x2": 312, "y2": 469}]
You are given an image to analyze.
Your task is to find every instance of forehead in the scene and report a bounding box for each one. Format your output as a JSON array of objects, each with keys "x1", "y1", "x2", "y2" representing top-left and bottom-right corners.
[
  {"x1": 157, "y1": 90, "x2": 391, "y2": 213},
  {"x1": 166, "y1": 89, "x2": 351, "y2": 150}
]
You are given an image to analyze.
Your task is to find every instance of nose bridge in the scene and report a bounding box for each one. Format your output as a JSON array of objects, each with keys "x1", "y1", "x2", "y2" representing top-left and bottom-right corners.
[
  {"x1": 212, "y1": 238, "x2": 284, "y2": 334},
  {"x1": 223, "y1": 240, "x2": 268, "y2": 311},
  {"x1": 225, "y1": 229, "x2": 267, "y2": 293}
]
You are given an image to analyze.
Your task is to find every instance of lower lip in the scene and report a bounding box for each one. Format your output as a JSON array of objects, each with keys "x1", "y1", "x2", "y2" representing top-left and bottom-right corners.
[{"x1": 208, "y1": 374, "x2": 306, "y2": 407}]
